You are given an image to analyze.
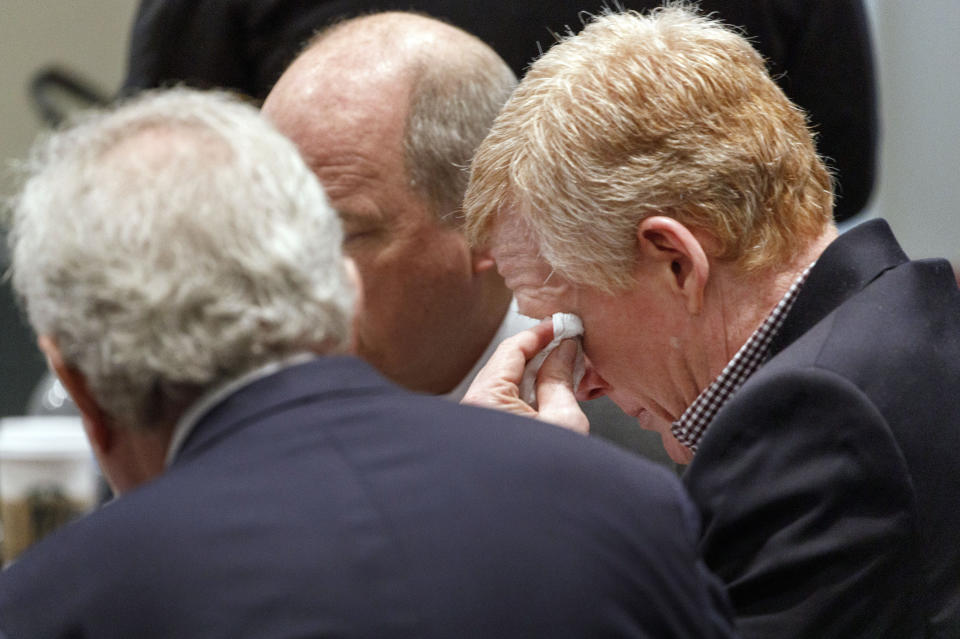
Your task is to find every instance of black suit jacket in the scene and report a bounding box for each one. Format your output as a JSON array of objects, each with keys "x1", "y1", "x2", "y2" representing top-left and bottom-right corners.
[
  {"x1": 0, "y1": 357, "x2": 737, "y2": 638},
  {"x1": 685, "y1": 220, "x2": 960, "y2": 638}
]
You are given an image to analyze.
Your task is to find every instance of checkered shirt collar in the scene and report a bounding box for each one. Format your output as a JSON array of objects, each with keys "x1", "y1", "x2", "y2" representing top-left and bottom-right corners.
[{"x1": 671, "y1": 263, "x2": 814, "y2": 452}]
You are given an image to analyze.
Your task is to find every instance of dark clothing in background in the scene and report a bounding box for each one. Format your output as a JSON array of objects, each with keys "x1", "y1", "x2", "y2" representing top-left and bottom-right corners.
[
  {"x1": 0, "y1": 357, "x2": 738, "y2": 638},
  {"x1": 122, "y1": 0, "x2": 877, "y2": 222},
  {"x1": 685, "y1": 220, "x2": 960, "y2": 638},
  {"x1": 0, "y1": 245, "x2": 46, "y2": 417}
]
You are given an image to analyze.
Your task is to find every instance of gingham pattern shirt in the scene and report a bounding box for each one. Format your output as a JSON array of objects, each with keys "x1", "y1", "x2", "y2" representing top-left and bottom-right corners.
[{"x1": 671, "y1": 264, "x2": 814, "y2": 452}]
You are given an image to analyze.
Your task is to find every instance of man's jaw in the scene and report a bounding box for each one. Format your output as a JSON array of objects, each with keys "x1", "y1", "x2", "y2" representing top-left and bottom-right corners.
[{"x1": 632, "y1": 405, "x2": 695, "y2": 465}]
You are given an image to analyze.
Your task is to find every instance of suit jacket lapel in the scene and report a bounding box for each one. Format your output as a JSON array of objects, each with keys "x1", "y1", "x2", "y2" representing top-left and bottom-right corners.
[{"x1": 768, "y1": 219, "x2": 909, "y2": 358}]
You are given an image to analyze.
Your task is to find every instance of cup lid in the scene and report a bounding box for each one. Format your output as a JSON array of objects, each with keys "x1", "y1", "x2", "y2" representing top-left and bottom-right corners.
[{"x1": 0, "y1": 417, "x2": 91, "y2": 459}]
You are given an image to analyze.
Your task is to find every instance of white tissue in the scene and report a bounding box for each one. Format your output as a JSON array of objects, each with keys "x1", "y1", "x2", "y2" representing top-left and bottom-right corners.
[{"x1": 520, "y1": 312, "x2": 585, "y2": 408}]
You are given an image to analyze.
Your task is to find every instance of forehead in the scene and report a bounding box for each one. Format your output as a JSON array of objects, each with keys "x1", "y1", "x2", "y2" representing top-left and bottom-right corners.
[
  {"x1": 490, "y1": 216, "x2": 572, "y2": 318},
  {"x1": 490, "y1": 216, "x2": 543, "y2": 273},
  {"x1": 278, "y1": 98, "x2": 403, "y2": 174},
  {"x1": 265, "y1": 47, "x2": 411, "y2": 170},
  {"x1": 265, "y1": 66, "x2": 421, "y2": 221}
]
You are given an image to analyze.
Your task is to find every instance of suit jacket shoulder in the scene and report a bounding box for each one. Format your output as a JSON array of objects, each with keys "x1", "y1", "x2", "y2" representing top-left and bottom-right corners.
[{"x1": 686, "y1": 220, "x2": 960, "y2": 638}]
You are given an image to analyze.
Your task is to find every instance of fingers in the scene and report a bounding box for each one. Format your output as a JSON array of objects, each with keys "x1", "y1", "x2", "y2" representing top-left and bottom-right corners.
[
  {"x1": 461, "y1": 322, "x2": 589, "y2": 434},
  {"x1": 461, "y1": 322, "x2": 554, "y2": 419},
  {"x1": 537, "y1": 338, "x2": 578, "y2": 387},
  {"x1": 535, "y1": 340, "x2": 589, "y2": 434},
  {"x1": 510, "y1": 318, "x2": 556, "y2": 360},
  {"x1": 463, "y1": 320, "x2": 554, "y2": 396}
]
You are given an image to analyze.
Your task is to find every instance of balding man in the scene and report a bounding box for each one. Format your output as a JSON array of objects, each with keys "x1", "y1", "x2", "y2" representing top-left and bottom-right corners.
[{"x1": 263, "y1": 12, "x2": 523, "y2": 399}]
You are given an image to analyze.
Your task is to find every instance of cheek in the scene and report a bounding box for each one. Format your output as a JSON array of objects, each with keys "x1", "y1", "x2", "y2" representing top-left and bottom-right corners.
[
  {"x1": 353, "y1": 243, "x2": 472, "y2": 330},
  {"x1": 581, "y1": 319, "x2": 651, "y2": 397},
  {"x1": 348, "y1": 239, "x2": 427, "y2": 295},
  {"x1": 343, "y1": 248, "x2": 410, "y2": 337},
  {"x1": 401, "y1": 244, "x2": 475, "y2": 299},
  {"x1": 582, "y1": 314, "x2": 628, "y2": 367}
]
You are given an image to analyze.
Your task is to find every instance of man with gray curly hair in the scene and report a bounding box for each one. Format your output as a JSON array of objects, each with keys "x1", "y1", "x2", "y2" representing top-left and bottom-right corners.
[
  {"x1": 10, "y1": 89, "x2": 357, "y2": 487},
  {"x1": 0, "y1": 89, "x2": 739, "y2": 638},
  {"x1": 463, "y1": 6, "x2": 960, "y2": 638}
]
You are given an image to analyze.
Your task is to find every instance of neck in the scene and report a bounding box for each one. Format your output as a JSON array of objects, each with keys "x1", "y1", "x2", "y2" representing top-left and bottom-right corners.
[
  {"x1": 709, "y1": 227, "x2": 838, "y2": 373},
  {"x1": 98, "y1": 420, "x2": 175, "y2": 495}
]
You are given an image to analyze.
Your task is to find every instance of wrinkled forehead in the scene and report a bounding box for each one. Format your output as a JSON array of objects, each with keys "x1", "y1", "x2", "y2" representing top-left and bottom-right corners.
[
  {"x1": 490, "y1": 216, "x2": 575, "y2": 319},
  {"x1": 489, "y1": 210, "x2": 537, "y2": 258},
  {"x1": 490, "y1": 215, "x2": 552, "y2": 285}
]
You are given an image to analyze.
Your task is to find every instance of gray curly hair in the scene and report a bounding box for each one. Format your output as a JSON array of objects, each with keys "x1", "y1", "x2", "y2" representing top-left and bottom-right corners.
[{"x1": 7, "y1": 88, "x2": 355, "y2": 429}]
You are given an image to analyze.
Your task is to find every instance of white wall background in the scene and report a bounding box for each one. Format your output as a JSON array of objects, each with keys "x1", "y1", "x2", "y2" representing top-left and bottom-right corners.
[
  {"x1": 0, "y1": 1, "x2": 138, "y2": 201},
  {"x1": 867, "y1": 0, "x2": 960, "y2": 265}
]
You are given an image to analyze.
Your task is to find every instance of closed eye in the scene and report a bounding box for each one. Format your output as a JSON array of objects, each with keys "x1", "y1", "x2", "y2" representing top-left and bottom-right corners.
[
  {"x1": 338, "y1": 209, "x2": 384, "y2": 244},
  {"x1": 344, "y1": 229, "x2": 379, "y2": 243}
]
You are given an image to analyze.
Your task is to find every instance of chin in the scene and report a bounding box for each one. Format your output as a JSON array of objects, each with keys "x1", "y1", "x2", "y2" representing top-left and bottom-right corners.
[
  {"x1": 661, "y1": 433, "x2": 695, "y2": 465},
  {"x1": 634, "y1": 409, "x2": 664, "y2": 432}
]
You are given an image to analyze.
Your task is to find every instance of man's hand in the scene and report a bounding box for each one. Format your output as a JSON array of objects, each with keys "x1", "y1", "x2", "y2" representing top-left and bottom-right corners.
[{"x1": 462, "y1": 320, "x2": 589, "y2": 434}]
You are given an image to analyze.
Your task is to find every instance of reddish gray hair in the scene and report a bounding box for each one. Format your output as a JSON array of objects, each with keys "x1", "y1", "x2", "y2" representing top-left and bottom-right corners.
[{"x1": 464, "y1": 6, "x2": 834, "y2": 292}]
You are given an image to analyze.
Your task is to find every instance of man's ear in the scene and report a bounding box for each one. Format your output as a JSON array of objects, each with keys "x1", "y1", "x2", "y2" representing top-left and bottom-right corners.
[
  {"x1": 343, "y1": 257, "x2": 364, "y2": 355},
  {"x1": 636, "y1": 216, "x2": 710, "y2": 315},
  {"x1": 36, "y1": 335, "x2": 113, "y2": 455},
  {"x1": 470, "y1": 245, "x2": 497, "y2": 274},
  {"x1": 343, "y1": 257, "x2": 363, "y2": 315}
]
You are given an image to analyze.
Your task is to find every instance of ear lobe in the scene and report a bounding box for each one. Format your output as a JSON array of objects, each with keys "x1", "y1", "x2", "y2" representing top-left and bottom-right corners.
[
  {"x1": 343, "y1": 257, "x2": 363, "y2": 307},
  {"x1": 470, "y1": 246, "x2": 497, "y2": 274},
  {"x1": 342, "y1": 258, "x2": 364, "y2": 355},
  {"x1": 637, "y1": 216, "x2": 710, "y2": 315}
]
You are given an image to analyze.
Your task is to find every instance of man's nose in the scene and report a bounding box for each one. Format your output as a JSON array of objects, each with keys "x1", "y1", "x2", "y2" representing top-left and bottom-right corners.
[{"x1": 575, "y1": 359, "x2": 610, "y2": 402}]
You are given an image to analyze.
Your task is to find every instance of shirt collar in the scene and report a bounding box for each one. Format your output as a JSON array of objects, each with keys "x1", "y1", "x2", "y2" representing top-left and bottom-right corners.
[
  {"x1": 671, "y1": 263, "x2": 814, "y2": 452},
  {"x1": 164, "y1": 352, "x2": 317, "y2": 467}
]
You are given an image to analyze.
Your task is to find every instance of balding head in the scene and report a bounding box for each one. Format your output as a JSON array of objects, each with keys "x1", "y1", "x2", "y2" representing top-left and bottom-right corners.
[
  {"x1": 265, "y1": 11, "x2": 515, "y2": 222},
  {"x1": 262, "y1": 12, "x2": 516, "y2": 396}
]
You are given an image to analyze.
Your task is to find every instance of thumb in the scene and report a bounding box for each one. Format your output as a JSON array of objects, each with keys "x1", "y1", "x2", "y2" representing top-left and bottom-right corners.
[{"x1": 536, "y1": 340, "x2": 589, "y2": 434}]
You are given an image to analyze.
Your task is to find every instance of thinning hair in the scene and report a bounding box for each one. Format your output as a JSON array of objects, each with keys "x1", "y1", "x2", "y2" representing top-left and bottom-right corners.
[
  {"x1": 7, "y1": 88, "x2": 355, "y2": 429},
  {"x1": 403, "y1": 38, "x2": 517, "y2": 226},
  {"x1": 311, "y1": 12, "x2": 517, "y2": 226},
  {"x1": 464, "y1": 6, "x2": 834, "y2": 292}
]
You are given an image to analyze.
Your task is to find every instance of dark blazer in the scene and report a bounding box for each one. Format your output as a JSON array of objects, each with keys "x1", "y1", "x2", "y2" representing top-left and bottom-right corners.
[
  {"x1": 685, "y1": 219, "x2": 960, "y2": 638},
  {"x1": 0, "y1": 357, "x2": 737, "y2": 638}
]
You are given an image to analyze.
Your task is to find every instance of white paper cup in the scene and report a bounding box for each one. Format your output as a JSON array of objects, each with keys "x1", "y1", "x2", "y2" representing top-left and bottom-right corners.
[{"x1": 0, "y1": 416, "x2": 98, "y2": 564}]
